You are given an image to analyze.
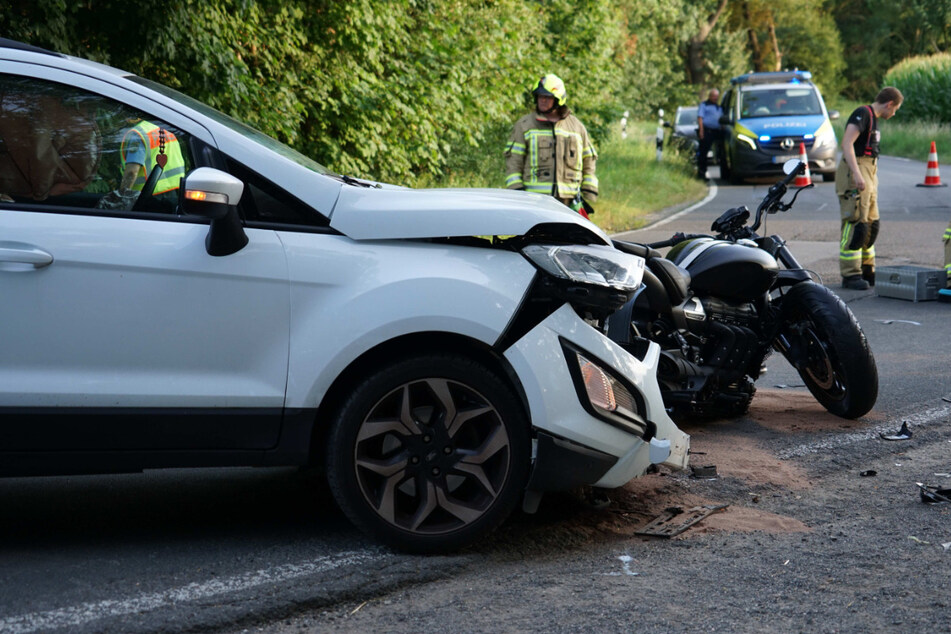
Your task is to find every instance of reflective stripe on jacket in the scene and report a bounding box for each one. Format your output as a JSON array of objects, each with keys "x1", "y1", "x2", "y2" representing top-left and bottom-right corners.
[
  {"x1": 120, "y1": 121, "x2": 186, "y2": 194},
  {"x1": 504, "y1": 112, "x2": 598, "y2": 202}
]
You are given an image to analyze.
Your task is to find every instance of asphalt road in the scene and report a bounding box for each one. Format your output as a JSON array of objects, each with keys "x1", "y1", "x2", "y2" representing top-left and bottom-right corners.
[{"x1": 1, "y1": 156, "x2": 949, "y2": 634}]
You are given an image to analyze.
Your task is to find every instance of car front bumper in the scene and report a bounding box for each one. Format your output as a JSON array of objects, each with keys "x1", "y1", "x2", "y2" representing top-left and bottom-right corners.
[
  {"x1": 732, "y1": 139, "x2": 837, "y2": 176},
  {"x1": 504, "y1": 304, "x2": 689, "y2": 491}
]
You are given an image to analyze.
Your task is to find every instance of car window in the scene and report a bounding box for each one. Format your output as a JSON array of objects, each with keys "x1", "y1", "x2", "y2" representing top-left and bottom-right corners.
[
  {"x1": 739, "y1": 87, "x2": 822, "y2": 118},
  {"x1": 0, "y1": 73, "x2": 192, "y2": 215},
  {"x1": 676, "y1": 108, "x2": 697, "y2": 126},
  {"x1": 225, "y1": 157, "x2": 327, "y2": 228}
]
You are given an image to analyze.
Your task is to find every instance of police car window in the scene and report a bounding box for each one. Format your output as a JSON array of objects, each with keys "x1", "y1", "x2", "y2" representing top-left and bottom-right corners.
[{"x1": 0, "y1": 73, "x2": 191, "y2": 215}]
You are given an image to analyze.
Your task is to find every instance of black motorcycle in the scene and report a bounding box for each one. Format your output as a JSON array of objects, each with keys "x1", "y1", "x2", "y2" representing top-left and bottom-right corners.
[{"x1": 609, "y1": 161, "x2": 878, "y2": 419}]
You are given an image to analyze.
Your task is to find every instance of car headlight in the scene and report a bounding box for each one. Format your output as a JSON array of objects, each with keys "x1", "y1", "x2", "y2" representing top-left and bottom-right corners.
[
  {"x1": 813, "y1": 125, "x2": 837, "y2": 149},
  {"x1": 737, "y1": 133, "x2": 758, "y2": 150},
  {"x1": 562, "y1": 340, "x2": 653, "y2": 439},
  {"x1": 521, "y1": 244, "x2": 645, "y2": 292}
]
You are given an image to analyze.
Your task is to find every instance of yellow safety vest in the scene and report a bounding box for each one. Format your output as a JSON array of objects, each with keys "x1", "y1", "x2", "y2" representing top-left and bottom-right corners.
[{"x1": 120, "y1": 121, "x2": 186, "y2": 195}]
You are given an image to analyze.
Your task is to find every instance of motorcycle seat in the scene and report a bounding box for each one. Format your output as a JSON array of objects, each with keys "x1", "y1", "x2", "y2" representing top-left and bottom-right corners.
[{"x1": 647, "y1": 257, "x2": 691, "y2": 306}]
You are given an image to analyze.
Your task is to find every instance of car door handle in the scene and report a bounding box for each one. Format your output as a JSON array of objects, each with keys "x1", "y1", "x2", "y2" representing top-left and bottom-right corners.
[{"x1": 0, "y1": 242, "x2": 54, "y2": 270}]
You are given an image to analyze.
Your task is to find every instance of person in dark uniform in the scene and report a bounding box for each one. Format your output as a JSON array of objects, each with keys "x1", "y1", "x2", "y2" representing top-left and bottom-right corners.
[{"x1": 696, "y1": 88, "x2": 722, "y2": 180}]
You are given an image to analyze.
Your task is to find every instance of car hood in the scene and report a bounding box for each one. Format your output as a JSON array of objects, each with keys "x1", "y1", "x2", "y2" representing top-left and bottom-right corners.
[
  {"x1": 739, "y1": 114, "x2": 827, "y2": 137},
  {"x1": 328, "y1": 186, "x2": 611, "y2": 244}
]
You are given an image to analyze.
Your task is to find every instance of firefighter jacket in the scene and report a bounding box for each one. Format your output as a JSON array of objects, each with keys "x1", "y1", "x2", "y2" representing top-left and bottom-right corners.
[
  {"x1": 504, "y1": 111, "x2": 598, "y2": 203},
  {"x1": 120, "y1": 121, "x2": 186, "y2": 195}
]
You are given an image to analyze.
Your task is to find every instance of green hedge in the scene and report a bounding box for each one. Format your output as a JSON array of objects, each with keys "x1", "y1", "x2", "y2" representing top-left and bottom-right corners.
[{"x1": 884, "y1": 53, "x2": 951, "y2": 122}]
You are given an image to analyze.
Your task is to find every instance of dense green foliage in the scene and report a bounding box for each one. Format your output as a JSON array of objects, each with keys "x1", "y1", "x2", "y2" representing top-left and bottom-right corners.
[
  {"x1": 832, "y1": 0, "x2": 951, "y2": 99},
  {"x1": 2, "y1": 0, "x2": 947, "y2": 187},
  {"x1": 884, "y1": 53, "x2": 951, "y2": 122}
]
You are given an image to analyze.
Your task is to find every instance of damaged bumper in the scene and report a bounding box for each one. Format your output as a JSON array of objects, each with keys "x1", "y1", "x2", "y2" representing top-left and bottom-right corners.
[{"x1": 503, "y1": 304, "x2": 690, "y2": 492}]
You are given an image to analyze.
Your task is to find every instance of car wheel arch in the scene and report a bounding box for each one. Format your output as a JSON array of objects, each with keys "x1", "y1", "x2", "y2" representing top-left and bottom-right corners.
[{"x1": 308, "y1": 332, "x2": 532, "y2": 462}]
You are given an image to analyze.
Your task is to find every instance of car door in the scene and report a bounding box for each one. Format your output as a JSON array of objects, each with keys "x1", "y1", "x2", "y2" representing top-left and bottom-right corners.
[{"x1": 0, "y1": 72, "x2": 290, "y2": 452}]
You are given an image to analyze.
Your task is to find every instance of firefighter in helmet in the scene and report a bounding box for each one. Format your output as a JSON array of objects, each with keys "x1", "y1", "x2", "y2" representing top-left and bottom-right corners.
[{"x1": 504, "y1": 74, "x2": 598, "y2": 218}]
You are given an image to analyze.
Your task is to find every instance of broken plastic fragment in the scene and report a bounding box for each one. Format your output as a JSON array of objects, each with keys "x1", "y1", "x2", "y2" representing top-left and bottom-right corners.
[
  {"x1": 881, "y1": 421, "x2": 912, "y2": 441},
  {"x1": 918, "y1": 482, "x2": 951, "y2": 504},
  {"x1": 874, "y1": 319, "x2": 921, "y2": 326},
  {"x1": 908, "y1": 536, "x2": 931, "y2": 545},
  {"x1": 691, "y1": 465, "x2": 718, "y2": 479}
]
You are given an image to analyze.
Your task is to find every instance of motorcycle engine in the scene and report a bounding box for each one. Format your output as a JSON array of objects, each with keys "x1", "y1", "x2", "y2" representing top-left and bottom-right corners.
[{"x1": 698, "y1": 297, "x2": 757, "y2": 329}]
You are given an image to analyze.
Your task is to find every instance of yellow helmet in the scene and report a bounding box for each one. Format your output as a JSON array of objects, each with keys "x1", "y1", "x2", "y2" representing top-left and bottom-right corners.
[{"x1": 532, "y1": 74, "x2": 567, "y2": 107}]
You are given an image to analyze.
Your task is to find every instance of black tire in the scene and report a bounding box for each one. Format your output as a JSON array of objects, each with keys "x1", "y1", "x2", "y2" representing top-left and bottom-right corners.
[
  {"x1": 777, "y1": 283, "x2": 878, "y2": 418},
  {"x1": 325, "y1": 354, "x2": 529, "y2": 553}
]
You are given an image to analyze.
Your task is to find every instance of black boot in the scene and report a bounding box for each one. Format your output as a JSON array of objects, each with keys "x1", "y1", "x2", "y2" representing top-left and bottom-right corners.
[{"x1": 862, "y1": 264, "x2": 875, "y2": 287}]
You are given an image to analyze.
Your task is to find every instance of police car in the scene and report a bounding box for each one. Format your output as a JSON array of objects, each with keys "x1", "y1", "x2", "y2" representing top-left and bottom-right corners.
[{"x1": 718, "y1": 71, "x2": 839, "y2": 183}]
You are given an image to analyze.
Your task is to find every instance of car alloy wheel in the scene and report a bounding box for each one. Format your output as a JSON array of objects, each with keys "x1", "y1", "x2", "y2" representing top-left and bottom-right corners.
[{"x1": 326, "y1": 354, "x2": 529, "y2": 553}]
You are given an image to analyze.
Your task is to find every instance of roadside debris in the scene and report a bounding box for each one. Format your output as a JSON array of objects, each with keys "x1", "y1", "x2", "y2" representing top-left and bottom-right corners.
[
  {"x1": 880, "y1": 421, "x2": 913, "y2": 441},
  {"x1": 944, "y1": 542, "x2": 951, "y2": 551},
  {"x1": 874, "y1": 319, "x2": 921, "y2": 326},
  {"x1": 635, "y1": 504, "x2": 729, "y2": 538},
  {"x1": 691, "y1": 465, "x2": 718, "y2": 479},
  {"x1": 774, "y1": 383, "x2": 805, "y2": 389},
  {"x1": 917, "y1": 482, "x2": 951, "y2": 504},
  {"x1": 909, "y1": 536, "x2": 931, "y2": 545},
  {"x1": 860, "y1": 470, "x2": 877, "y2": 477}
]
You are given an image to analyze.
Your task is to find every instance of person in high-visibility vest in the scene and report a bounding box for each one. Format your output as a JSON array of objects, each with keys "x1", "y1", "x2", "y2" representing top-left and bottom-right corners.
[
  {"x1": 504, "y1": 74, "x2": 598, "y2": 218},
  {"x1": 943, "y1": 222, "x2": 951, "y2": 289},
  {"x1": 99, "y1": 118, "x2": 186, "y2": 211}
]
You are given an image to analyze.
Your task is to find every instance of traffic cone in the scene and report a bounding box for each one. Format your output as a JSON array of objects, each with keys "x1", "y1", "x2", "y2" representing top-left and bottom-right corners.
[
  {"x1": 794, "y1": 142, "x2": 812, "y2": 187},
  {"x1": 917, "y1": 141, "x2": 947, "y2": 187}
]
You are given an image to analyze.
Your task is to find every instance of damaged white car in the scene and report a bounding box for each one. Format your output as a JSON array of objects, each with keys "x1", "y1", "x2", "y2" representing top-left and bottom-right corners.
[{"x1": 0, "y1": 38, "x2": 688, "y2": 553}]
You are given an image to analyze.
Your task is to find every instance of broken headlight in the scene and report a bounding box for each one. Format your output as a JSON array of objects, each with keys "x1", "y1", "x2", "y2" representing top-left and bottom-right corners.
[{"x1": 521, "y1": 244, "x2": 645, "y2": 314}]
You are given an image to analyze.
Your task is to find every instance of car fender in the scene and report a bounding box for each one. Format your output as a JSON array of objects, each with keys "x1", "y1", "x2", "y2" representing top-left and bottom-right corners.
[{"x1": 278, "y1": 232, "x2": 536, "y2": 409}]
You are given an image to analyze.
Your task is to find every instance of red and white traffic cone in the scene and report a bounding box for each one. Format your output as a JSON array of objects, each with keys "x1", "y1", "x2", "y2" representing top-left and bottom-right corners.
[
  {"x1": 794, "y1": 142, "x2": 812, "y2": 187},
  {"x1": 917, "y1": 141, "x2": 947, "y2": 187}
]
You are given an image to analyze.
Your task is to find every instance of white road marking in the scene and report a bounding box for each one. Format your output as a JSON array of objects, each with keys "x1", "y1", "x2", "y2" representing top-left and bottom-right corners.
[
  {"x1": 644, "y1": 182, "x2": 718, "y2": 230},
  {"x1": 0, "y1": 550, "x2": 382, "y2": 634},
  {"x1": 778, "y1": 404, "x2": 951, "y2": 459}
]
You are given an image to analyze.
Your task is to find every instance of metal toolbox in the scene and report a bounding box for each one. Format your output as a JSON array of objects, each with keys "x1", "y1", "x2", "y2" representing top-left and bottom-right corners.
[{"x1": 875, "y1": 265, "x2": 944, "y2": 302}]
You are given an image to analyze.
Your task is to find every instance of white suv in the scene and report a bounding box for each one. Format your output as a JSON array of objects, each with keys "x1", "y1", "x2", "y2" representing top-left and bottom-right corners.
[{"x1": 0, "y1": 39, "x2": 688, "y2": 552}]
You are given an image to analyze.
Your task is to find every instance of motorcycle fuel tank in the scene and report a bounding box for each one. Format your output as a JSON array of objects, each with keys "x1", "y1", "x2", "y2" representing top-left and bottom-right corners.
[{"x1": 667, "y1": 238, "x2": 779, "y2": 300}]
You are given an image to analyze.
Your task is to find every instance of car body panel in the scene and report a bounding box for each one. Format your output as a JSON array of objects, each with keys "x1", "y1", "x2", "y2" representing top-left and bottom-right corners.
[
  {"x1": 329, "y1": 185, "x2": 609, "y2": 242},
  {"x1": 276, "y1": 233, "x2": 537, "y2": 408},
  {"x1": 0, "y1": 211, "x2": 291, "y2": 409}
]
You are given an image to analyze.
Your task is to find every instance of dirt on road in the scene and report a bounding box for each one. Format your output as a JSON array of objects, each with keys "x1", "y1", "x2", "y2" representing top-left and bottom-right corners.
[{"x1": 227, "y1": 387, "x2": 951, "y2": 634}]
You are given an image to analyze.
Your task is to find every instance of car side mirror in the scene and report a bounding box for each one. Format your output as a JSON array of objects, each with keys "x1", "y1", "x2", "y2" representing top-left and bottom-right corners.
[
  {"x1": 182, "y1": 167, "x2": 249, "y2": 257},
  {"x1": 828, "y1": 110, "x2": 840, "y2": 120}
]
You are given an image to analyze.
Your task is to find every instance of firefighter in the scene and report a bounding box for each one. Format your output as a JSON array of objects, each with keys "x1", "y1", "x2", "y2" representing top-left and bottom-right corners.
[
  {"x1": 504, "y1": 74, "x2": 598, "y2": 218},
  {"x1": 835, "y1": 87, "x2": 903, "y2": 290}
]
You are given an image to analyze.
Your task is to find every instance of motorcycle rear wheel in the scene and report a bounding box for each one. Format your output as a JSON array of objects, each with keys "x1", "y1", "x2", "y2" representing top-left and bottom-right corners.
[{"x1": 777, "y1": 283, "x2": 878, "y2": 418}]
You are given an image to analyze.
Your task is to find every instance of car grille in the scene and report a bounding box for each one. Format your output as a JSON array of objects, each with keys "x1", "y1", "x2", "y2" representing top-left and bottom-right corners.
[{"x1": 759, "y1": 136, "x2": 815, "y2": 152}]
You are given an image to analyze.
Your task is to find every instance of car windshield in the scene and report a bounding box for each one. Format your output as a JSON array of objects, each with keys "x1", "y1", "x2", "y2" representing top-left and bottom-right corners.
[
  {"x1": 739, "y1": 87, "x2": 822, "y2": 118},
  {"x1": 677, "y1": 107, "x2": 697, "y2": 125},
  {"x1": 128, "y1": 76, "x2": 332, "y2": 176}
]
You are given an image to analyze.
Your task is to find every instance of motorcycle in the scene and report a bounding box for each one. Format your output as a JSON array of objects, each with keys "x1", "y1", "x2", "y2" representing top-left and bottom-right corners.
[{"x1": 608, "y1": 160, "x2": 878, "y2": 420}]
